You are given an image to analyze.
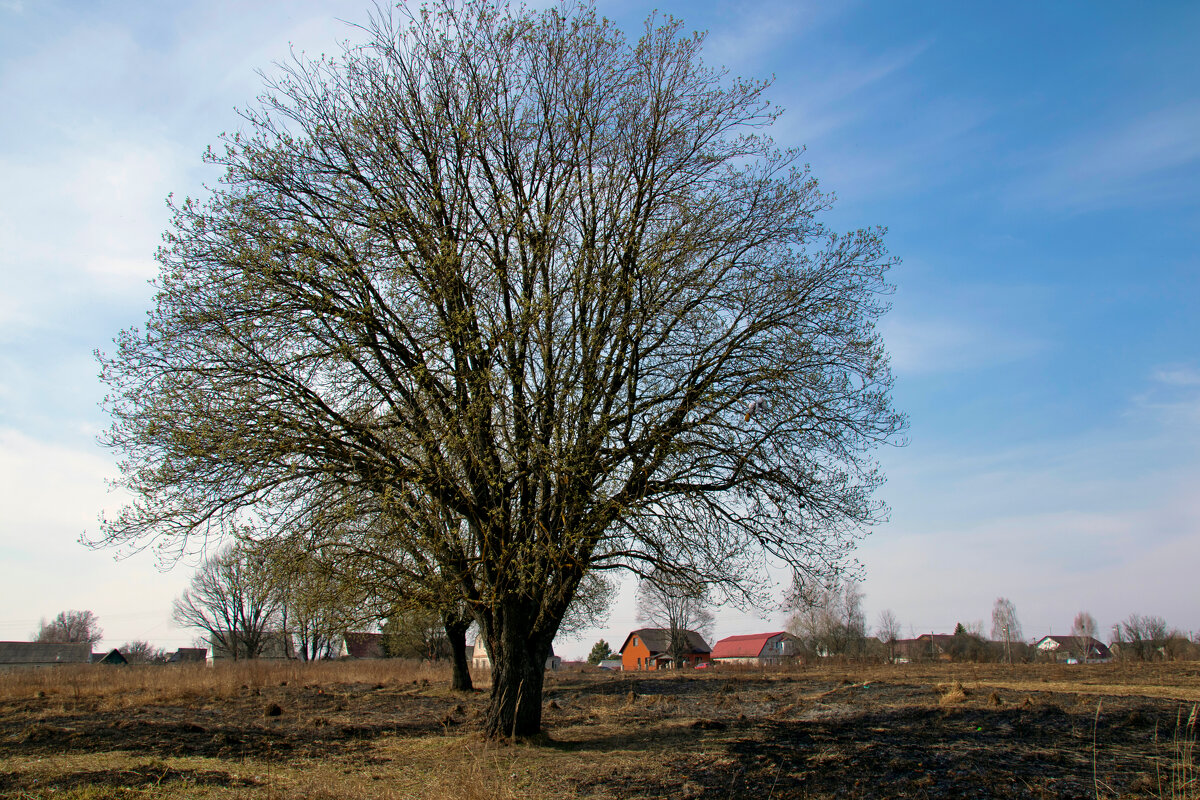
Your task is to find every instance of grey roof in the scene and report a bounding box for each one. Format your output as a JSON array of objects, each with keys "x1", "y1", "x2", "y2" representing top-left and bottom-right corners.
[
  {"x1": 167, "y1": 648, "x2": 208, "y2": 663},
  {"x1": 623, "y1": 628, "x2": 711, "y2": 656},
  {"x1": 0, "y1": 641, "x2": 91, "y2": 665}
]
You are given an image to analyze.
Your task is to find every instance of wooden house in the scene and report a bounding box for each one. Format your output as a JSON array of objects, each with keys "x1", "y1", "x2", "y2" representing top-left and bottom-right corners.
[
  {"x1": 619, "y1": 628, "x2": 711, "y2": 670},
  {"x1": 209, "y1": 631, "x2": 295, "y2": 661}
]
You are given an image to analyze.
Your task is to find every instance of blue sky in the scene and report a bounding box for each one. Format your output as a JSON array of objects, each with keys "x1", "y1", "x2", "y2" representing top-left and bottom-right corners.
[{"x1": 1, "y1": 1, "x2": 1197, "y2": 656}]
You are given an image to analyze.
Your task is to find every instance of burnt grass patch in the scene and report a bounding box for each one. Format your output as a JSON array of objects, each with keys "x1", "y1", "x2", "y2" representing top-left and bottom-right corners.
[
  {"x1": 569, "y1": 690, "x2": 1178, "y2": 799},
  {"x1": 0, "y1": 664, "x2": 1194, "y2": 798},
  {"x1": 0, "y1": 682, "x2": 457, "y2": 760}
]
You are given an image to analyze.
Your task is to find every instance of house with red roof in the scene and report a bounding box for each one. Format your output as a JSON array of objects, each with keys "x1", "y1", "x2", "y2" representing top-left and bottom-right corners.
[{"x1": 710, "y1": 631, "x2": 802, "y2": 666}]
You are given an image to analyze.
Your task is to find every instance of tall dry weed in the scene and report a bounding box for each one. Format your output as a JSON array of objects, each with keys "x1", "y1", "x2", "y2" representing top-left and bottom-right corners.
[
  {"x1": 1157, "y1": 703, "x2": 1198, "y2": 800},
  {"x1": 1094, "y1": 702, "x2": 1198, "y2": 800}
]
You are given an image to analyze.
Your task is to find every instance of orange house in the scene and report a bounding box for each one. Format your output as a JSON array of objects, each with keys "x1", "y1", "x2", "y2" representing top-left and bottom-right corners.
[{"x1": 619, "y1": 628, "x2": 711, "y2": 671}]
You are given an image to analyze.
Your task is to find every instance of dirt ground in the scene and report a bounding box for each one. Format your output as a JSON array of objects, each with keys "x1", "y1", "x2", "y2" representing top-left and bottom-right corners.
[{"x1": 1, "y1": 661, "x2": 1197, "y2": 799}]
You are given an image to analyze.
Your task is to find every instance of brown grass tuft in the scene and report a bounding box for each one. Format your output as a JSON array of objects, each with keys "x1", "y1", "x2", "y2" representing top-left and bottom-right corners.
[{"x1": 939, "y1": 681, "x2": 968, "y2": 706}]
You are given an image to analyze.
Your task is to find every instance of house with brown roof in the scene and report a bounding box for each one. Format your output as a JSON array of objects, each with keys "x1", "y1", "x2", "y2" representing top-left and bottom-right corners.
[
  {"x1": 619, "y1": 628, "x2": 711, "y2": 671},
  {"x1": 0, "y1": 641, "x2": 91, "y2": 669},
  {"x1": 1035, "y1": 635, "x2": 1112, "y2": 663},
  {"x1": 342, "y1": 632, "x2": 385, "y2": 659},
  {"x1": 710, "y1": 631, "x2": 802, "y2": 665},
  {"x1": 894, "y1": 634, "x2": 956, "y2": 662}
]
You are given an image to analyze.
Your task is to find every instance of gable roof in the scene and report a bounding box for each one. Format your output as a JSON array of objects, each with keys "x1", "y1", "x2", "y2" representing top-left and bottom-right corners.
[
  {"x1": 93, "y1": 648, "x2": 128, "y2": 665},
  {"x1": 1036, "y1": 635, "x2": 1112, "y2": 659},
  {"x1": 619, "y1": 628, "x2": 711, "y2": 656},
  {"x1": 711, "y1": 632, "x2": 791, "y2": 659},
  {"x1": 0, "y1": 641, "x2": 91, "y2": 665},
  {"x1": 343, "y1": 632, "x2": 384, "y2": 659},
  {"x1": 167, "y1": 648, "x2": 208, "y2": 663}
]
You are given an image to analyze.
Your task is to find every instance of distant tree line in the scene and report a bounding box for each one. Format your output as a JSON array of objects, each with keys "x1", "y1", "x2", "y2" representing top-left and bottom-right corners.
[{"x1": 780, "y1": 584, "x2": 1200, "y2": 664}]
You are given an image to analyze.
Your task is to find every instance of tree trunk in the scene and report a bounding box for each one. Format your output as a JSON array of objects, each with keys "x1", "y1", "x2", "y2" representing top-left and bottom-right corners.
[
  {"x1": 481, "y1": 610, "x2": 552, "y2": 738},
  {"x1": 442, "y1": 608, "x2": 474, "y2": 692}
]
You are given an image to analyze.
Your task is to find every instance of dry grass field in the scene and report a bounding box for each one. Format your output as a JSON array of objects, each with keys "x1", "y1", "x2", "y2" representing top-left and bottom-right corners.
[{"x1": 1, "y1": 659, "x2": 1197, "y2": 799}]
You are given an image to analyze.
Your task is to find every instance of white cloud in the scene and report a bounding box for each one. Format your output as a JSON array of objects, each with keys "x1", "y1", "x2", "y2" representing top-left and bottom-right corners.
[
  {"x1": 0, "y1": 428, "x2": 118, "y2": 544},
  {"x1": 0, "y1": 427, "x2": 198, "y2": 648},
  {"x1": 858, "y1": 363, "x2": 1200, "y2": 638},
  {"x1": 0, "y1": 137, "x2": 176, "y2": 337},
  {"x1": 877, "y1": 279, "x2": 1050, "y2": 376},
  {"x1": 770, "y1": 39, "x2": 933, "y2": 144}
]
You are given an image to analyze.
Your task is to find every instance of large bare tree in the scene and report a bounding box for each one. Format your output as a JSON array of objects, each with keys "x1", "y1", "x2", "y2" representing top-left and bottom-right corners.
[
  {"x1": 172, "y1": 544, "x2": 283, "y2": 660},
  {"x1": 991, "y1": 597, "x2": 1022, "y2": 664},
  {"x1": 876, "y1": 609, "x2": 901, "y2": 663},
  {"x1": 1070, "y1": 610, "x2": 1098, "y2": 662},
  {"x1": 787, "y1": 579, "x2": 867, "y2": 658},
  {"x1": 256, "y1": 540, "x2": 368, "y2": 662},
  {"x1": 635, "y1": 570, "x2": 715, "y2": 667},
  {"x1": 34, "y1": 610, "x2": 103, "y2": 647},
  {"x1": 95, "y1": 0, "x2": 903, "y2": 736}
]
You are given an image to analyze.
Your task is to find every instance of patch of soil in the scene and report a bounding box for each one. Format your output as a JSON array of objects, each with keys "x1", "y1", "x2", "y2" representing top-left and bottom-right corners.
[{"x1": 0, "y1": 762, "x2": 257, "y2": 793}]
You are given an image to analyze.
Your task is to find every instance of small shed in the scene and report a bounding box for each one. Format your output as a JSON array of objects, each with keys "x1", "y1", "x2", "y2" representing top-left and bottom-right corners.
[{"x1": 93, "y1": 648, "x2": 129, "y2": 666}]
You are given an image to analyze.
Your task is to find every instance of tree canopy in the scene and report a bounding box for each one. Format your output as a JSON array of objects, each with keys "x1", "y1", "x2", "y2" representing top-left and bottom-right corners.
[
  {"x1": 34, "y1": 610, "x2": 103, "y2": 647},
  {"x1": 96, "y1": 0, "x2": 903, "y2": 736}
]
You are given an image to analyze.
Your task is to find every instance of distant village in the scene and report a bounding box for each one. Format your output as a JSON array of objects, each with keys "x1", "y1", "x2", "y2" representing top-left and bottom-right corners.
[{"x1": 4, "y1": 612, "x2": 1197, "y2": 671}]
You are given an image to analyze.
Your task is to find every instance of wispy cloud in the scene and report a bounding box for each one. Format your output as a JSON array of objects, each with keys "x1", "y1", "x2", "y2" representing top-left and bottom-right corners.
[
  {"x1": 1129, "y1": 364, "x2": 1200, "y2": 429},
  {"x1": 877, "y1": 280, "x2": 1049, "y2": 376},
  {"x1": 701, "y1": 1, "x2": 827, "y2": 72},
  {"x1": 1017, "y1": 102, "x2": 1200, "y2": 212},
  {"x1": 1153, "y1": 365, "x2": 1200, "y2": 387},
  {"x1": 880, "y1": 313, "x2": 1043, "y2": 376}
]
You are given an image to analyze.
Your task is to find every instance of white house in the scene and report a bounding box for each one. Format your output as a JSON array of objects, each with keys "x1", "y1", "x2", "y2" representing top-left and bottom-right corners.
[{"x1": 471, "y1": 639, "x2": 561, "y2": 671}]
